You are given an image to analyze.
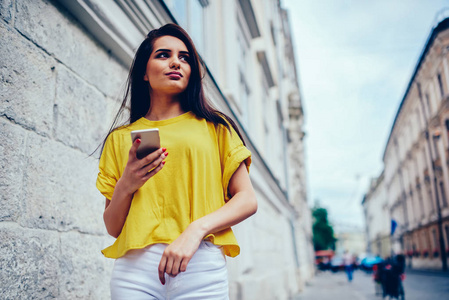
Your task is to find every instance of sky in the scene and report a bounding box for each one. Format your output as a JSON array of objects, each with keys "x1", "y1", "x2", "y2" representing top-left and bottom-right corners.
[{"x1": 283, "y1": 0, "x2": 449, "y2": 232}]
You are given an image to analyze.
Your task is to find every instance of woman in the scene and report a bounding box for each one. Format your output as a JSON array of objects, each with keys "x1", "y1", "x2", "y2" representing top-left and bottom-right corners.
[{"x1": 96, "y1": 23, "x2": 257, "y2": 299}]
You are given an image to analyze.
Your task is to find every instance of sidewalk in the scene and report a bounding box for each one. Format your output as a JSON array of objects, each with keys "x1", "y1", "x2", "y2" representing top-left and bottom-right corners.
[
  {"x1": 293, "y1": 271, "x2": 377, "y2": 300},
  {"x1": 405, "y1": 267, "x2": 449, "y2": 277}
]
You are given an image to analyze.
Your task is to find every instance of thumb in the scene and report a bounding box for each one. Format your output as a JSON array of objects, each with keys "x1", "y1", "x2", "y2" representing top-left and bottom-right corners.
[{"x1": 129, "y1": 138, "x2": 141, "y2": 160}]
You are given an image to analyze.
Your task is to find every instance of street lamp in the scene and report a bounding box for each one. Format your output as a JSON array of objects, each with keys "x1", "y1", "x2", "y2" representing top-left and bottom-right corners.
[{"x1": 431, "y1": 130, "x2": 448, "y2": 271}]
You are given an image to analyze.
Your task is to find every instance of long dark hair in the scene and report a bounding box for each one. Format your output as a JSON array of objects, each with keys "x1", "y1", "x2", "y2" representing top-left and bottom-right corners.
[{"x1": 99, "y1": 23, "x2": 245, "y2": 155}]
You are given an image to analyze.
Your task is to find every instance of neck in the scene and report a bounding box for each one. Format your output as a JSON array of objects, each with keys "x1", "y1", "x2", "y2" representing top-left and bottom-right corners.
[{"x1": 145, "y1": 92, "x2": 186, "y2": 121}]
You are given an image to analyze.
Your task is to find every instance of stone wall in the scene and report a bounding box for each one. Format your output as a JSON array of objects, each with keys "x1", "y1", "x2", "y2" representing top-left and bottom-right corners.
[{"x1": 0, "y1": 0, "x2": 127, "y2": 298}]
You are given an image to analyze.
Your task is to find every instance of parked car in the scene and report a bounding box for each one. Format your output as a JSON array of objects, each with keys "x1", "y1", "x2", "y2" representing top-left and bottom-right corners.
[
  {"x1": 315, "y1": 250, "x2": 334, "y2": 271},
  {"x1": 360, "y1": 255, "x2": 383, "y2": 272},
  {"x1": 330, "y1": 255, "x2": 345, "y2": 272}
]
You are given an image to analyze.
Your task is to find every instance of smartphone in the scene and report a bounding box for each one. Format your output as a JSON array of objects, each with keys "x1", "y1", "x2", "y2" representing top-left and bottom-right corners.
[{"x1": 130, "y1": 128, "x2": 160, "y2": 159}]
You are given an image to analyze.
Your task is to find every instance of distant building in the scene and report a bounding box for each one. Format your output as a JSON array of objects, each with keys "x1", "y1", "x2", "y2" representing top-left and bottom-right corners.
[
  {"x1": 362, "y1": 172, "x2": 391, "y2": 258},
  {"x1": 363, "y1": 16, "x2": 449, "y2": 270},
  {"x1": 0, "y1": 0, "x2": 313, "y2": 299},
  {"x1": 335, "y1": 231, "x2": 366, "y2": 256}
]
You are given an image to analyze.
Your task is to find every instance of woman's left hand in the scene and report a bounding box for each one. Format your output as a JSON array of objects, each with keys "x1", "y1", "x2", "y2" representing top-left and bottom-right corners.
[{"x1": 158, "y1": 222, "x2": 205, "y2": 285}]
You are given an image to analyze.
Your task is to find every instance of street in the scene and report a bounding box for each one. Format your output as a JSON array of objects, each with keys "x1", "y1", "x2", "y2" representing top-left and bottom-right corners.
[{"x1": 294, "y1": 269, "x2": 449, "y2": 300}]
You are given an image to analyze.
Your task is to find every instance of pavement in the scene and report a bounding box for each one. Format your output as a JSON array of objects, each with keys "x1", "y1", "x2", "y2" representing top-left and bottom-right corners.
[
  {"x1": 293, "y1": 271, "x2": 376, "y2": 300},
  {"x1": 292, "y1": 269, "x2": 449, "y2": 300},
  {"x1": 405, "y1": 267, "x2": 449, "y2": 277}
]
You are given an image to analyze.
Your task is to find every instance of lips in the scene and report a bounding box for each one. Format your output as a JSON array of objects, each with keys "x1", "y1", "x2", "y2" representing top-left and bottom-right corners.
[{"x1": 166, "y1": 72, "x2": 182, "y2": 78}]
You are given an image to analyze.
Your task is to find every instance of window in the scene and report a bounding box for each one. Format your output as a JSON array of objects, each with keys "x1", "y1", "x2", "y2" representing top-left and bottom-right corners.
[
  {"x1": 432, "y1": 229, "x2": 438, "y2": 250},
  {"x1": 168, "y1": 0, "x2": 207, "y2": 54},
  {"x1": 421, "y1": 231, "x2": 427, "y2": 250},
  {"x1": 428, "y1": 184, "x2": 435, "y2": 214},
  {"x1": 189, "y1": 0, "x2": 205, "y2": 53},
  {"x1": 418, "y1": 189, "x2": 425, "y2": 219},
  {"x1": 411, "y1": 190, "x2": 419, "y2": 223},
  {"x1": 236, "y1": 31, "x2": 250, "y2": 126},
  {"x1": 445, "y1": 225, "x2": 449, "y2": 249},
  {"x1": 440, "y1": 181, "x2": 448, "y2": 207},
  {"x1": 170, "y1": 0, "x2": 187, "y2": 28},
  {"x1": 262, "y1": 75, "x2": 270, "y2": 157},
  {"x1": 437, "y1": 73, "x2": 445, "y2": 98},
  {"x1": 425, "y1": 93, "x2": 432, "y2": 118},
  {"x1": 239, "y1": 71, "x2": 250, "y2": 125}
]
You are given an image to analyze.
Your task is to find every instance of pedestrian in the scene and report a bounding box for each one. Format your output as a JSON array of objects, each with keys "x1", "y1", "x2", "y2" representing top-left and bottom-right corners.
[
  {"x1": 96, "y1": 23, "x2": 258, "y2": 299},
  {"x1": 343, "y1": 250, "x2": 354, "y2": 282}
]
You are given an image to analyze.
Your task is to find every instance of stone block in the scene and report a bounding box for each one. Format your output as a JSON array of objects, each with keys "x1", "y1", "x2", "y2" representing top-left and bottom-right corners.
[
  {"x1": 54, "y1": 65, "x2": 109, "y2": 154},
  {"x1": 0, "y1": 0, "x2": 13, "y2": 23},
  {"x1": 20, "y1": 131, "x2": 105, "y2": 235},
  {"x1": 0, "y1": 119, "x2": 27, "y2": 221},
  {"x1": 0, "y1": 223, "x2": 60, "y2": 299},
  {"x1": 59, "y1": 231, "x2": 113, "y2": 299},
  {"x1": 14, "y1": 0, "x2": 127, "y2": 98},
  {"x1": 0, "y1": 22, "x2": 55, "y2": 136}
]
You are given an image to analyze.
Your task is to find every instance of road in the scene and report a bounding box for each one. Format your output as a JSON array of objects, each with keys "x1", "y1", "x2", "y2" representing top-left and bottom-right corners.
[{"x1": 294, "y1": 269, "x2": 449, "y2": 300}]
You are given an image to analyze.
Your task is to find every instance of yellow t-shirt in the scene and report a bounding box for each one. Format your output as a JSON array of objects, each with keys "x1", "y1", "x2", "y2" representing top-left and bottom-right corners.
[{"x1": 96, "y1": 112, "x2": 251, "y2": 259}]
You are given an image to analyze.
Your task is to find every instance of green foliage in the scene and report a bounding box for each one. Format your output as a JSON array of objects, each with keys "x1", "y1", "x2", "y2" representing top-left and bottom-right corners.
[{"x1": 312, "y1": 206, "x2": 336, "y2": 251}]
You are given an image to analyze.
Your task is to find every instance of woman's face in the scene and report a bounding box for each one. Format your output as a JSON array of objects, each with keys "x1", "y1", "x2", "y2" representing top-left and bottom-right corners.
[{"x1": 144, "y1": 35, "x2": 191, "y2": 97}]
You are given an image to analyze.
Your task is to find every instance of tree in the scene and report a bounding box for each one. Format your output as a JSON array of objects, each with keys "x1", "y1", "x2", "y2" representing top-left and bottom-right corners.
[{"x1": 312, "y1": 206, "x2": 336, "y2": 251}]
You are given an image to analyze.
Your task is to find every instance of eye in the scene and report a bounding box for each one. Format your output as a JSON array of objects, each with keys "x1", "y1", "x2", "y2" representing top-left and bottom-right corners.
[
  {"x1": 155, "y1": 52, "x2": 169, "y2": 58},
  {"x1": 180, "y1": 55, "x2": 190, "y2": 62}
]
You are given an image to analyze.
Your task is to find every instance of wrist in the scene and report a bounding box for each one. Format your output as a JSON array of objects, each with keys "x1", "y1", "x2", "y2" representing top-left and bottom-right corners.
[
  {"x1": 115, "y1": 178, "x2": 135, "y2": 197},
  {"x1": 190, "y1": 219, "x2": 210, "y2": 240}
]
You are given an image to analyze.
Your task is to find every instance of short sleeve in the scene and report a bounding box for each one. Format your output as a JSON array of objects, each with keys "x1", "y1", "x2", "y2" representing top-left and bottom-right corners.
[
  {"x1": 96, "y1": 132, "x2": 120, "y2": 200},
  {"x1": 217, "y1": 123, "x2": 252, "y2": 201}
]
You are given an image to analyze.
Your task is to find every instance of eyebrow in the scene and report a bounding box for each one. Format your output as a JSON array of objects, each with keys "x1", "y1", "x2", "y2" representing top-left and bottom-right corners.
[{"x1": 155, "y1": 49, "x2": 190, "y2": 55}]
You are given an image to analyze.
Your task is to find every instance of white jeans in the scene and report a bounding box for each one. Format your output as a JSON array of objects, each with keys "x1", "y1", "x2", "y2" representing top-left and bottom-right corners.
[{"x1": 110, "y1": 241, "x2": 229, "y2": 300}]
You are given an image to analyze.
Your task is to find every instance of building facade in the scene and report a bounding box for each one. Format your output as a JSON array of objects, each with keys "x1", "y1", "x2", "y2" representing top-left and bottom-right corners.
[
  {"x1": 362, "y1": 172, "x2": 391, "y2": 258},
  {"x1": 363, "y1": 16, "x2": 449, "y2": 270},
  {"x1": 0, "y1": 0, "x2": 313, "y2": 298}
]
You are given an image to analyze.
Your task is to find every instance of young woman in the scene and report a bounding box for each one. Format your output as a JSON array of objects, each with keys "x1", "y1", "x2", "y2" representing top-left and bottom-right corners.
[{"x1": 96, "y1": 23, "x2": 257, "y2": 299}]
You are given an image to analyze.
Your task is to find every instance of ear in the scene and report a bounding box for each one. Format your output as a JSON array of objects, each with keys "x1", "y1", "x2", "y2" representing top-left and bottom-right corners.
[{"x1": 144, "y1": 73, "x2": 148, "y2": 81}]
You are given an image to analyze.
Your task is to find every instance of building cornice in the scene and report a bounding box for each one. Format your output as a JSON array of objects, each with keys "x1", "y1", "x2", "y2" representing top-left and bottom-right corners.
[{"x1": 383, "y1": 17, "x2": 449, "y2": 161}]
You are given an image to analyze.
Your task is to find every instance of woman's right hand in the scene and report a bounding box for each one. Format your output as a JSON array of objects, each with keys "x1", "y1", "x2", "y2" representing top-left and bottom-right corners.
[
  {"x1": 119, "y1": 138, "x2": 168, "y2": 195},
  {"x1": 104, "y1": 138, "x2": 167, "y2": 238}
]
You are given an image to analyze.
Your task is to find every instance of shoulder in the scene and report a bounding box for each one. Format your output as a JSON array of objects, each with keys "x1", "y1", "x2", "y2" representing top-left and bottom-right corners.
[{"x1": 107, "y1": 120, "x2": 141, "y2": 140}]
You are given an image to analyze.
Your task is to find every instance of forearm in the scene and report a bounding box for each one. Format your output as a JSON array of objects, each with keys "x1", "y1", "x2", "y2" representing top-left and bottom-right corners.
[
  {"x1": 103, "y1": 178, "x2": 134, "y2": 238},
  {"x1": 191, "y1": 189, "x2": 257, "y2": 238}
]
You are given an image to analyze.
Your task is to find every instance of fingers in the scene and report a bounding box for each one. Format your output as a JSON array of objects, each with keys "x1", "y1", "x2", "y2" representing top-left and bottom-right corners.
[
  {"x1": 128, "y1": 138, "x2": 141, "y2": 161},
  {"x1": 138, "y1": 148, "x2": 167, "y2": 169},
  {"x1": 158, "y1": 256, "x2": 167, "y2": 285},
  {"x1": 171, "y1": 258, "x2": 182, "y2": 277},
  {"x1": 158, "y1": 249, "x2": 187, "y2": 285},
  {"x1": 142, "y1": 160, "x2": 166, "y2": 181},
  {"x1": 180, "y1": 257, "x2": 190, "y2": 273},
  {"x1": 179, "y1": 257, "x2": 191, "y2": 272},
  {"x1": 141, "y1": 150, "x2": 168, "y2": 172}
]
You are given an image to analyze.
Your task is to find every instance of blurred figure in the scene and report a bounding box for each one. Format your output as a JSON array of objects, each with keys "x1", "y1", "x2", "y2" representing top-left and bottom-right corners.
[
  {"x1": 343, "y1": 250, "x2": 354, "y2": 282},
  {"x1": 372, "y1": 263, "x2": 383, "y2": 296},
  {"x1": 379, "y1": 255, "x2": 405, "y2": 299}
]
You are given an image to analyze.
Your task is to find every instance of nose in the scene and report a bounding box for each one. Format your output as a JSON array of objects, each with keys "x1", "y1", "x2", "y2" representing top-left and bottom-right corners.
[{"x1": 170, "y1": 57, "x2": 180, "y2": 69}]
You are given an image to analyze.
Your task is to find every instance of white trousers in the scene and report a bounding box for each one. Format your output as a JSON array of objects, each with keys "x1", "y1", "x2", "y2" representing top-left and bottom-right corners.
[{"x1": 110, "y1": 241, "x2": 229, "y2": 300}]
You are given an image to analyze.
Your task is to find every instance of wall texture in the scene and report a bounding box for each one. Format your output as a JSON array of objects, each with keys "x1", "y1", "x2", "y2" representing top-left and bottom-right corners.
[{"x1": 0, "y1": 0, "x2": 126, "y2": 298}]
